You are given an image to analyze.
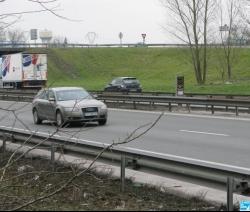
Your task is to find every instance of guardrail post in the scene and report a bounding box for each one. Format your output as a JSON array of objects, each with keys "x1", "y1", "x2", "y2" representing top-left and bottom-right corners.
[
  {"x1": 235, "y1": 106, "x2": 239, "y2": 116},
  {"x1": 133, "y1": 101, "x2": 136, "y2": 109},
  {"x1": 169, "y1": 103, "x2": 172, "y2": 112},
  {"x1": 120, "y1": 154, "x2": 126, "y2": 192},
  {"x1": 187, "y1": 104, "x2": 191, "y2": 113},
  {"x1": 227, "y1": 177, "x2": 234, "y2": 211},
  {"x1": 51, "y1": 144, "x2": 56, "y2": 171},
  {"x1": 211, "y1": 105, "x2": 215, "y2": 115},
  {"x1": 150, "y1": 101, "x2": 153, "y2": 110}
]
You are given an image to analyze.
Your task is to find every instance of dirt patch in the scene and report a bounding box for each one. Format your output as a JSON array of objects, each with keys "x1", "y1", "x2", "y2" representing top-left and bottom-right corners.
[{"x1": 0, "y1": 153, "x2": 225, "y2": 211}]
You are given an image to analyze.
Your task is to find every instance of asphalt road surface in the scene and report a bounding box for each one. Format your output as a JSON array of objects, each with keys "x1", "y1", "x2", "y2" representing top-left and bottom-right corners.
[{"x1": 0, "y1": 100, "x2": 249, "y2": 169}]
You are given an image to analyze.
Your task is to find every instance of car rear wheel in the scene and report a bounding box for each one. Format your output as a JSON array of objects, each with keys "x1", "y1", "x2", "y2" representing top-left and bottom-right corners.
[
  {"x1": 33, "y1": 109, "x2": 42, "y2": 125},
  {"x1": 98, "y1": 119, "x2": 107, "y2": 126},
  {"x1": 56, "y1": 111, "x2": 64, "y2": 127}
]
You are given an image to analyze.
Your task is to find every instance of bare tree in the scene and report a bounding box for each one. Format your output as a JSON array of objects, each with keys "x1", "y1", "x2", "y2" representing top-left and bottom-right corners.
[
  {"x1": 0, "y1": 96, "x2": 163, "y2": 210},
  {"x1": 0, "y1": 1, "x2": 91, "y2": 210},
  {"x1": 0, "y1": 30, "x2": 6, "y2": 43},
  {"x1": 7, "y1": 28, "x2": 27, "y2": 46},
  {"x1": 218, "y1": 0, "x2": 245, "y2": 81},
  {"x1": 0, "y1": 0, "x2": 161, "y2": 204},
  {"x1": 51, "y1": 35, "x2": 66, "y2": 46},
  {"x1": 161, "y1": 0, "x2": 217, "y2": 85},
  {"x1": 0, "y1": 0, "x2": 80, "y2": 34}
]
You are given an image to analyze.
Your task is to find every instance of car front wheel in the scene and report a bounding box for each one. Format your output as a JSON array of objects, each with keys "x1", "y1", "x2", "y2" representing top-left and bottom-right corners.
[
  {"x1": 56, "y1": 111, "x2": 64, "y2": 127},
  {"x1": 33, "y1": 109, "x2": 42, "y2": 125},
  {"x1": 98, "y1": 119, "x2": 107, "y2": 126}
]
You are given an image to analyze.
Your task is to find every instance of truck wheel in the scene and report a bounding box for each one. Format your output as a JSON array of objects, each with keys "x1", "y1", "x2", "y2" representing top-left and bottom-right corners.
[
  {"x1": 56, "y1": 111, "x2": 64, "y2": 127},
  {"x1": 33, "y1": 109, "x2": 42, "y2": 124},
  {"x1": 98, "y1": 119, "x2": 107, "y2": 126}
]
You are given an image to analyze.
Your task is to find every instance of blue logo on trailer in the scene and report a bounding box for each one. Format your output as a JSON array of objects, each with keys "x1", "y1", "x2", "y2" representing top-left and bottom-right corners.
[
  {"x1": 240, "y1": 201, "x2": 250, "y2": 211},
  {"x1": 2, "y1": 55, "x2": 10, "y2": 77},
  {"x1": 22, "y1": 55, "x2": 32, "y2": 67}
]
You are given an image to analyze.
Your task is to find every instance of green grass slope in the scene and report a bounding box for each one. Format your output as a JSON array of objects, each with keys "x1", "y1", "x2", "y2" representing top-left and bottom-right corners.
[{"x1": 32, "y1": 47, "x2": 250, "y2": 94}]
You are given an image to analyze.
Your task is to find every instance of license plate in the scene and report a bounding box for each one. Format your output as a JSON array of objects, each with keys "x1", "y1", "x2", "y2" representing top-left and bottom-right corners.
[{"x1": 84, "y1": 112, "x2": 98, "y2": 116}]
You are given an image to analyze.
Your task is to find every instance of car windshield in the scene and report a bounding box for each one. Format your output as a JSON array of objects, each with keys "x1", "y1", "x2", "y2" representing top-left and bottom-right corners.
[
  {"x1": 123, "y1": 78, "x2": 139, "y2": 84},
  {"x1": 56, "y1": 89, "x2": 91, "y2": 101}
]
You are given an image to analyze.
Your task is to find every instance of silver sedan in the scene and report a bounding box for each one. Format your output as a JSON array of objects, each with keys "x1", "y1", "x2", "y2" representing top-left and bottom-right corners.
[{"x1": 32, "y1": 87, "x2": 108, "y2": 127}]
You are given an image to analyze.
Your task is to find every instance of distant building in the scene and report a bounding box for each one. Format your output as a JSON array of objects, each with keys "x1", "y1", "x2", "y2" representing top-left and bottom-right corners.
[{"x1": 39, "y1": 30, "x2": 52, "y2": 43}]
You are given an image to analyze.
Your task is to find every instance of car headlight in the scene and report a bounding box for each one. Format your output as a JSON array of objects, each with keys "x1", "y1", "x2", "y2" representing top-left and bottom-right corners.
[
  {"x1": 64, "y1": 107, "x2": 80, "y2": 112},
  {"x1": 101, "y1": 104, "x2": 107, "y2": 110}
]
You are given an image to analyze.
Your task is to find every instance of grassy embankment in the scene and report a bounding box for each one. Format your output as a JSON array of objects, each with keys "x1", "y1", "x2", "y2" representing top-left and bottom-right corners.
[{"x1": 32, "y1": 47, "x2": 250, "y2": 94}]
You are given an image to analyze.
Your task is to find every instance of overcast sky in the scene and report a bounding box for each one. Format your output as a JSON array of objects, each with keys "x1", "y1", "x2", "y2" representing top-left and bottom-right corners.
[{"x1": 1, "y1": 0, "x2": 171, "y2": 44}]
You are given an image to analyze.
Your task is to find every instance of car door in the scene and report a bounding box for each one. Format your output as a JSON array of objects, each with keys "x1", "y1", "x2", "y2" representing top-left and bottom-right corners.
[
  {"x1": 108, "y1": 79, "x2": 117, "y2": 91},
  {"x1": 36, "y1": 90, "x2": 49, "y2": 119},
  {"x1": 112, "y1": 78, "x2": 122, "y2": 91},
  {"x1": 43, "y1": 90, "x2": 57, "y2": 120}
]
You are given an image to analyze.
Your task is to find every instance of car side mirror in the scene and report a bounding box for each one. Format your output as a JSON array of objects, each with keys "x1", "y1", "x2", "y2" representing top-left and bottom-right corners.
[{"x1": 49, "y1": 97, "x2": 55, "y2": 102}]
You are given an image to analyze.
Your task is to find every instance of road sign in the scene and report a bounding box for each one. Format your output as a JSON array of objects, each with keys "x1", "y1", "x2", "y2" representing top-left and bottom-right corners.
[
  {"x1": 219, "y1": 24, "x2": 229, "y2": 32},
  {"x1": 30, "y1": 29, "x2": 38, "y2": 40},
  {"x1": 141, "y1": 33, "x2": 146, "y2": 44}
]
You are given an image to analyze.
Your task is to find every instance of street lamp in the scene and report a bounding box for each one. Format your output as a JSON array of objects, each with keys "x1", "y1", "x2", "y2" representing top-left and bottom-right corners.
[{"x1": 119, "y1": 32, "x2": 123, "y2": 47}]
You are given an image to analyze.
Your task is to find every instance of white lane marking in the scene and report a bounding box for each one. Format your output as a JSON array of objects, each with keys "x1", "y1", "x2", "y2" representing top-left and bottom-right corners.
[
  {"x1": 109, "y1": 108, "x2": 250, "y2": 122},
  {"x1": 1, "y1": 125, "x2": 250, "y2": 172},
  {"x1": 125, "y1": 147, "x2": 250, "y2": 172},
  {"x1": 180, "y1": 130, "x2": 230, "y2": 137}
]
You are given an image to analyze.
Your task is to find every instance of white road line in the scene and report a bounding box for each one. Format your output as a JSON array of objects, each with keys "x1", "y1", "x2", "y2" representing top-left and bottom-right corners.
[
  {"x1": 180, "y1": 129, "x2": 230, "y2": 137},
  {"x1": 1, "y1": 125, "x2": 249, "y2": 172},
  {"x1": 109, "y1": 108, "x2": 250, "y2": 122}
]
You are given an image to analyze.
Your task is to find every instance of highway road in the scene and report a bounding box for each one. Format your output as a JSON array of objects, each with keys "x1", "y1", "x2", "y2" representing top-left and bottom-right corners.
[{"x1": 0, "y1": 100, "x2": 250, "y2": 169}]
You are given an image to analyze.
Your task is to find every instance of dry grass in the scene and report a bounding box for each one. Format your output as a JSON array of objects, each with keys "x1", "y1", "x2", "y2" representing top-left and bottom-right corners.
[{"x1": 0, "y1": 152, "x2": 224, "y2": 211}]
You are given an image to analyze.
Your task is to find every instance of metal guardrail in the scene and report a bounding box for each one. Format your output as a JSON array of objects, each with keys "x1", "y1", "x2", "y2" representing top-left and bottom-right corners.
[
  {"x1": 1, "y1": 42, "x2": 250, "y2": 49},
  {"x1": 90, "y1": 90, "x2": 250, "y2": 99},
  {"x1": 0, "y1": 89, "x2": 250, "y2": 116},
  {"x1": 0, "y1": 43, "x2": 190, "y2": 49},
  {"x1": 0, "y1": 127, "x2": 250, "y2": 211},
  {"x1": 97, "y1": 93, "x2": 250, "y2": 116},
  {"x1": 1, "y1": 88, "x2": 250, "y2": 99}
]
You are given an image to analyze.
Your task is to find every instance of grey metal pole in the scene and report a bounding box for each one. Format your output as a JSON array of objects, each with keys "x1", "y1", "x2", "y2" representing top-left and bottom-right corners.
[
  {"x1": 169, "y1": 103, "x2": 172, "y2": 112},
  {"x1": 227, "y1": 177, "x2": 234, "y2": 211},
  {"x1": 235, "y1": 106, "x2": 239, "y2": 116},
  {"x1": 211, "y1": 105, "x2": 215, "y2": 114},
  {"x1": 120, "y1": 154, "x2": 126, "y2": 192},
  {"x1": 2, "y1": 138, "x2": 6, "y2": 155},
  {"x1": 1, "y1": 133, "x2": 7, "y2": 155},
  {"x1": 51, "y1": 144, "x2": 56, "y2": 171},
  {"x1": 187, "y1": 104, "x2": 191, "y2": 113}
]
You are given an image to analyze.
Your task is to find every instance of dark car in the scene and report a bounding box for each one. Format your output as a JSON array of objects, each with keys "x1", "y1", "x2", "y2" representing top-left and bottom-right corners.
[{"x1": 104, "y1": 77, "x2": 142, "y2": 92}]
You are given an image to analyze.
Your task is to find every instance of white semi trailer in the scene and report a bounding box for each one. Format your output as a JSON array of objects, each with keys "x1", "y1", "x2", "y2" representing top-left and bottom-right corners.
[{"x1": 1, "y1": 53, "x2": 47, "y2": 89}]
